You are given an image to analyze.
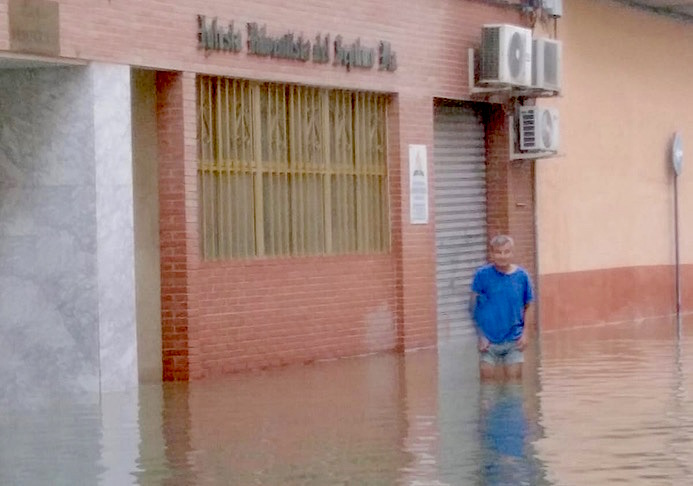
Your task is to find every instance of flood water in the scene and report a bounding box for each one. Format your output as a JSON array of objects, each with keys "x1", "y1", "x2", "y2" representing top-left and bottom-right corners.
[{"x1": 2, "y1": 318, "x2": 693, "y2": 485}]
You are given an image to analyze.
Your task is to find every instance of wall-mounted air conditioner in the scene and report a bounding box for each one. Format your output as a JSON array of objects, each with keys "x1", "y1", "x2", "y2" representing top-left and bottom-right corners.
[
  {"x1": 479, "y1": 24, "x2": 532, "y2": 88},
  {"x1": 532, "y1": 37, "x2": 562, "y2": 92},
  {"x1": 519, "y1": 106, "x2": 560, "y2": 152}
]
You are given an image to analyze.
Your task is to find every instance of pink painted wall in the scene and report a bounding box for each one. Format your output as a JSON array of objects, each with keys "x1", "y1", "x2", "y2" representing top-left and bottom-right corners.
[{"x1": 536, "y1": 0, "x2": 693, "y2": 275}]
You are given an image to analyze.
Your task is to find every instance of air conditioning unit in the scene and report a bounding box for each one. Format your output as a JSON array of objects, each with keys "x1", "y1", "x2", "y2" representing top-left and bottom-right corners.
[
  {"x1": 532, "y1": 37, "x2": 562, "y2": 92},
  {"x1": 479, "y1": 24, "x2": 533, "y2": 88},
  {"x1": 519, "y1": 106, "x2": 560, "y2": 152}
]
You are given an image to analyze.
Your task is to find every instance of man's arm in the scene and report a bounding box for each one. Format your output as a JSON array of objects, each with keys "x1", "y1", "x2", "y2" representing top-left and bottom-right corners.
[
  {"x1": 470, "y1": 291, "x2": 490, "y2": 351},
  {"x1": 517, "y1": 302, "x2": 532, "y2": 350}
]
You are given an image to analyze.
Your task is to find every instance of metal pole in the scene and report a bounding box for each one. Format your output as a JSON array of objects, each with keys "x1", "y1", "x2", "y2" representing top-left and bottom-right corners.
[{"x1": 674, "y1": 172, "x2": 682, "y2": 336}]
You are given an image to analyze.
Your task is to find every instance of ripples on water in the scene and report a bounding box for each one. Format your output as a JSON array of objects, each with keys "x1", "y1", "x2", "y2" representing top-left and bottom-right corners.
[
  {"x1": 1, "y1": 318, "x2": 692, "y2": 485},
  {"x1": 536, "y1": 319, "x2": 693, "y2": 486}
]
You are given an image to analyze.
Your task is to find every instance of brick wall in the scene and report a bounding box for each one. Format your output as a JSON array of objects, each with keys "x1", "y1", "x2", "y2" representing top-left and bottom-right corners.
[
  {"x1": 188, "y1": 256, "x2": 398, "y2": 378},
  {"x1": 394, "y1": 94, "x2": 438, "y2": 350},
  {"x1": 0, "y1": 0, "x2": 533, "y2": 379},
  {"x1": 0, "y1": 0, "x2": 521, "y2": 100},
  {"x1": 156, "y1": 71, "x2": 200, "y2": 380},
  {"x1": 484, "y1": 104, "x2": 538, "y2": 328},
  {"x1": 145, "y1": 1, "x2": 530, "y2": 379},
  {"x1": 156, "y1": 71, "x2": 191, "y2": 381},
  {"x1": 0, "y1": 1, "x2": 7, "y2": 51}
]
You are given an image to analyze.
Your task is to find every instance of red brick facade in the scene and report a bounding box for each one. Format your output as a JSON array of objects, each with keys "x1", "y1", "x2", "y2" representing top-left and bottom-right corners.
[
  {"x1": 0, "y1": 0, "x2": 535, "y2": 380},
  {"x1": 484, "y1": 104, "x2": 537, "y2": 328},
  {"x1": 148, "y1": 2, "x2": 534, "y2": 380},
  {"x1": 157, "y1": 71, "x2": 198, "y2": 381}
]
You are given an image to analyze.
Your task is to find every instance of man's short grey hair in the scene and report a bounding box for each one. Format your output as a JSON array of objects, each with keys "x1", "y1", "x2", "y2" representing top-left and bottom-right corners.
[{"x1": 489, "y1": 234, "x2": 514, "y2": 248}]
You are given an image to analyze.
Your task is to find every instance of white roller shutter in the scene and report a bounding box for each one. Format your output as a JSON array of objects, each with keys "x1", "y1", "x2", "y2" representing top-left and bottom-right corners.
[{"x1": 434, "y1": 104, "x2": 488, "y2": 342}]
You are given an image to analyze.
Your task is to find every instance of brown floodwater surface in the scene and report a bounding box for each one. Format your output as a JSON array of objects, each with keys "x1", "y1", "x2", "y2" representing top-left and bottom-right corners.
[{"x1": 1, "y1": 317, "x2": 692, "y2": 485}]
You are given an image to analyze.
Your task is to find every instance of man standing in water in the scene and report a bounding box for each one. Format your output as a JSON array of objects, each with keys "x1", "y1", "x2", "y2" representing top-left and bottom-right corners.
[{"x1": 470, "y1": 235, "x2": 534, "y2": 381}]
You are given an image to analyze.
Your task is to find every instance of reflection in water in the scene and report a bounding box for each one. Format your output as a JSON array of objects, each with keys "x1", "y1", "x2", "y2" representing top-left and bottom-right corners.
[
  {"x1": 535, "y1": 317, "x2": 693, "y2": 486},
  {"x1": 479, "y1": 383, "x2": 540, "y2": 486},
  {"x1": 147, "y1": 352, "x2": 414, "y2": 485},
  {"x1": 0, "y1": 403, "x2": 104, "y2": 485},
  {"x1": 4, "y1": 318, "x2": 693, "y2": 484}
]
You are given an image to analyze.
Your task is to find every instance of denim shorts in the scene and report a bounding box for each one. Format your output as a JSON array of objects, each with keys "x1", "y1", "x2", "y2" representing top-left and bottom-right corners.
[{"x1": 480, "y1": 340, "x2": 523, "y2": 366}]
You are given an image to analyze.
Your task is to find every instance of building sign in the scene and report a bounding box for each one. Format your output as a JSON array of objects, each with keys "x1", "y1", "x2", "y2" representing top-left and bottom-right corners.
[
  {"x1": 197, "y1": 15, "x2": 397, "y2": 72},
  {"x1": 9, "y1": 0, "x2": 60, "y2": 57},
  {"x1": 409, "y1": 144, "x2": 429, "y2": 224}
]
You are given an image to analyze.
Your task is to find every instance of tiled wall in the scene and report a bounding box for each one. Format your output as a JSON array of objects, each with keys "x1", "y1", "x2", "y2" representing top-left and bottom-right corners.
[
  {"x1": 92, "y1": 62, "x2": 138, "y2": 393},
  {"x1": 0, "y1": 63, "x2": 136, "y2": 407}
]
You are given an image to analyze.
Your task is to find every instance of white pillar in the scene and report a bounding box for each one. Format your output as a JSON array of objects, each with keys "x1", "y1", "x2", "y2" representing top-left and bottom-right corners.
[{"x1": 92, "y1": 62, "x2": 138, "y2": 393}]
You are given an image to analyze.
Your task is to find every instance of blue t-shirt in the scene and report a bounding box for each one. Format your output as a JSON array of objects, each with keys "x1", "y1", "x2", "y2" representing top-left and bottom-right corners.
[{"x1": 471, "y1": 264, "x2": 533, "y2": 344}]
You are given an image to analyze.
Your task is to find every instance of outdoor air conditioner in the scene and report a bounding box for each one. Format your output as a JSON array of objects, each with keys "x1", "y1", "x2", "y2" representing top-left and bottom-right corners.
[
  {"x1": 479, "y1": 24, "x2": 533, "y2": 88},
  {"x1": 532, "y1": 37, "x2": 562, "y2": 92},
  {"x1": 519, "y1": 106, "x2": 560, "y2": 152}
]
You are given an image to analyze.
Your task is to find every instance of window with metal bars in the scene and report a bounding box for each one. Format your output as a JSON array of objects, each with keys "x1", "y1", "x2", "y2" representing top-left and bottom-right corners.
[{"x1": 197, "y1": 76, "x2": 390, "y2": 259}]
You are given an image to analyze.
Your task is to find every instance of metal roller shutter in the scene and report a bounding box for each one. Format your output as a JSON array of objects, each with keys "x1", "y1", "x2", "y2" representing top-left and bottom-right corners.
[{"x1": 434, "y1": 103, "x2": 488, "y2": 342}]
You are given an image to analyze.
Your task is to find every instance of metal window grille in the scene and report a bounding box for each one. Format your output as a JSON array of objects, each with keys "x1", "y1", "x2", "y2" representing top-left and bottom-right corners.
[{"x1": 198, "y1": 76, "x2": 390, "y2": 259}]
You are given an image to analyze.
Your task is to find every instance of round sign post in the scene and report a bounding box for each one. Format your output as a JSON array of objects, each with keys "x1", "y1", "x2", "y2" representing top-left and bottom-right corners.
[
  {"x1": 673, "y1": 132, "x2": 684, "y2": 176},
  {"x1": 672, "y1": 132, "x2": 683, "y2": 333}
]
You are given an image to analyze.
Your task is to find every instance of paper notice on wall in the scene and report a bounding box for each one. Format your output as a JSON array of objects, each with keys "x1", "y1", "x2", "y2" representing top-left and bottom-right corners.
[{"x1": 409, "y1": 144, "x2": 428, "y2": 224}]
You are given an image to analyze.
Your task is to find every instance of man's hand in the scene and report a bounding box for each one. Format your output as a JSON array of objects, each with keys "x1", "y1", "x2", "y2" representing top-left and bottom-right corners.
[
  {"x1": 516, "y1": 332, "x2": 528, "y2": 351},
  {"x1": 478, "y1": 335, "x2": 490, "y2": 352}
]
